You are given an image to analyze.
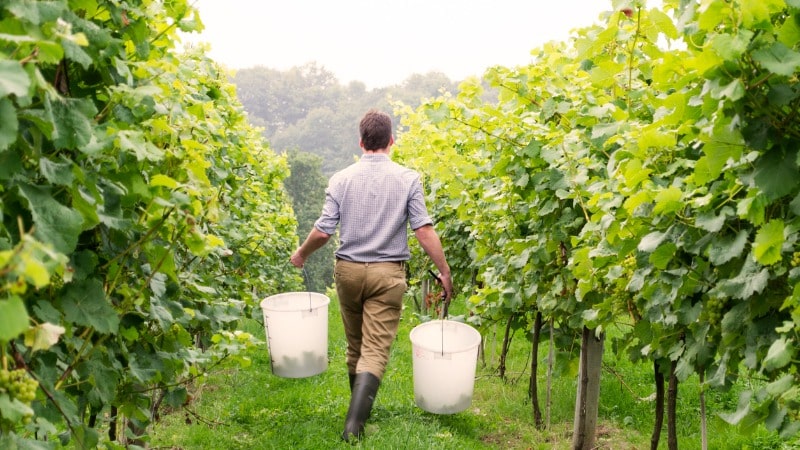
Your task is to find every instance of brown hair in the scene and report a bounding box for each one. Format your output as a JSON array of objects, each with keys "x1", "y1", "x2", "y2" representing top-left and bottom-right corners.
[{"x1": 359, "y1": 109, "x2": 392, "y2": 151}]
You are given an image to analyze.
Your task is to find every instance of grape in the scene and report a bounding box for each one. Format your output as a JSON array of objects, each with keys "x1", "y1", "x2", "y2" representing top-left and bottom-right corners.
[
  {"x1": 621, "y1": 254, "x2": 636, "y2": 272},
  {"x1": 703, "y1": 296, "x2": 730, "y2": 327},
  {"x1": 791, "y1": 252, "x2": 800, "y2": 267},
  {"x1": 0, "y1": 368, "x2": 39, "y2": 429}
]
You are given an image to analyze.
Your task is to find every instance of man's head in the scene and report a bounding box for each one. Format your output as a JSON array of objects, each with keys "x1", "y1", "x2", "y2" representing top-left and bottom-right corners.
[{"x1": 359, "y1": 109, "x2": 393, "y2": 151}]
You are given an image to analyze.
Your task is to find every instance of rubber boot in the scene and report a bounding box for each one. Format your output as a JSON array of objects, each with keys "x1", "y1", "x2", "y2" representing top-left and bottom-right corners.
[
  {"x1": 342, "y1": 372, "x2": 380, "y2": 443},
  {"x1": 348, "y1": 373, "x2": 356, "y2": 392}
]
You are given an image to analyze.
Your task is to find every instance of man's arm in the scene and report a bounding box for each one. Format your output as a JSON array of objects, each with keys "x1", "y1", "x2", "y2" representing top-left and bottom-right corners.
[
  {"x1": 414, "y1": 224, "x2": 453, "y2": 300},
  {"x1": 290, "y1": 228, "x2": 332, "y2": 268}
]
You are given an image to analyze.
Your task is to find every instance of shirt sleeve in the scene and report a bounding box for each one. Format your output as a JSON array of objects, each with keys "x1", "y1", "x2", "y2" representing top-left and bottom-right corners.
[
  {"x1": 407, "y1": 175, "x2": 433, "y2": 230},
  {"x1": 314, "y1": 185, "x2": 340, "y2": 235}
]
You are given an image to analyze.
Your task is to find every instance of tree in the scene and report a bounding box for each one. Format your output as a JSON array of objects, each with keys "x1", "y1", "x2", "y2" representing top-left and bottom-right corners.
[
  {"x1": 234, "y1": 62, "x2": 343, "y2": 137},
  {"x1": 285, "y1": 150, "x2": 334, "y2": 292},
  {"x1": 233, "y1": 66, "x2": 460, "y2": 175}
]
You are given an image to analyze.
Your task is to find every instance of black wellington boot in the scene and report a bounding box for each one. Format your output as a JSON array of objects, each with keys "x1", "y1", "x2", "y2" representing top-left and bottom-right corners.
[
  {"x1": 342, "y1": 372, "x2": 380, "y2": 443},
  {"x1": 348, "y1": 373, "x2": 356, "y2": 392}
]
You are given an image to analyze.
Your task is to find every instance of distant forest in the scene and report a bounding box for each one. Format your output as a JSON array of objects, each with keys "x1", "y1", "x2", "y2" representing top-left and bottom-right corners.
[{"x1": 232, "y1": 62, "x2": 461, "y2": 175}]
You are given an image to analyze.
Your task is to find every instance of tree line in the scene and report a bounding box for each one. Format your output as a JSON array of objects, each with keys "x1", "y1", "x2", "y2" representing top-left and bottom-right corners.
[{"x1": 233, "y1": 63, "x2": 460, "y2": 175}]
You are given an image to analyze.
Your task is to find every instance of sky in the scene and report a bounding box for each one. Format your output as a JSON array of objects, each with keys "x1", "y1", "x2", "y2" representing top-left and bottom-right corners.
[{"x1": 182, "y1": 0, "x2": 624, "y2": 89}]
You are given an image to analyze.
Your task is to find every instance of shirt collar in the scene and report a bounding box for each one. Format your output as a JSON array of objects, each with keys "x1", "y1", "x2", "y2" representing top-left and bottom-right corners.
[{"x1": 360, "y1": 153, "x2": 391, "y2": 162}]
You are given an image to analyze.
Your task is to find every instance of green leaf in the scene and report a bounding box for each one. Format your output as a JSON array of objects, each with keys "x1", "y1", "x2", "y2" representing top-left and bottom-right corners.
[
  {"x1": 765, "y1": 403, "x2": 787, "y2": 431},
  {"x1": 710, "y1": 30, "x2": 754, "y2": 61},
  {"x1": 650, "y1": 242, "x2": 677, "y2": 270},
  {"x1": 717, "y1": 258, "x2": 769, "y2": 299},
  {"x1": 61, "y1": 278, "x2": 120, "y2": 334},
  {"x1": 763, "y1": 338, "x2": 793, "y2": 371},
  {"x1": 424, "y1": 102, "x2": 449, "y2": 124},
  {"x1": 509, "y1": 247, "x2": 532, "y2": 269},
  {"x1": 653, "y1": 186, "x2": 683, "y2": 214},
  {"x1": 721, "y1": 392, "x2": 754, "y2": 425},
  {"x1": 709, "y1": 230, "x2": 748, "y2": 266},
  {"x1": 150, "y1": 174, "x2": 179, "y2": 189},
  {"x1": 777, "y1": 14, "x2": 800, "y2": 47},
  {"x1": 0, "y1": 295, "x2": 29, "y2": 341},
  {"x1": 791, "y1": 192, "x2": 800, "y2": 216},
  {"x1": 766, "y1": 374, "x2": 794, "y2": 397},
  {"x1": 712, "y1": 78, "x2": 745, "y2": 101},
  {"x1": 7, "y1": 0, "x2": 65, "y2": 25},
  {"x1": 0, "y1": 97, "x2": 18, "y2": 151},
  {"x1": 741, "y1": 0, "x2": 785, "y2": 28},
  {"x1": 117, "y1": 130, "x2": 164, "y2": 161},
  {"x1": 737, "y1": 192, "x2": 768, "y2": 226},
  {"x1": 39, "y1": 156, "x2": 75, "y2": 186},
  {"x1": 754, "y1": 148, "x2": 799, "y2": 201},
  {"x1": 696, "y1": 207, "x2": 730, "y2": 233},
  {"x1": 0, "y1": 60, "x2": 30, "y2": 97},
  {"x1": 638, "y1": 231, "x2": 667, "y2": 252},
  {"x1": 18, "y1": 183, "x2": 84, "y2": 254},
  {"x1": 752, "y1": 42, "x2": 800, "y2": 77},
  {"x1": 0, "y1": 393, "x2": 33, "y2": 423},
  {"x1": 753, "y1": 219, "x2": 784, "y2": 266},
  {"x1": 47, "y1": 96, "x2": 97, "y2": 150},
  {"x1": 61, "y1": 37, "x2": 93, "y2": 69},
  {"x1": 80, "y1": 356, "x2": 120, "y2": 405},
  {"x1": 694, "y1": 129, "x2": 745, "y2": 185}
]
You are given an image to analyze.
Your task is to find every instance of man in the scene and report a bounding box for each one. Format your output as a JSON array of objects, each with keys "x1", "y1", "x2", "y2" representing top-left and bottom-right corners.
[{"x1": 290, "y1": 109, "x2": 453, "y2": 442}]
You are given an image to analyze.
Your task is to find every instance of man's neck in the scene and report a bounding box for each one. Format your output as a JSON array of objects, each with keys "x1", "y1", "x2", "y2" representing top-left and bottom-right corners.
[{"x1": 363, "y1": 148, "x2": 390, "y2": 155}]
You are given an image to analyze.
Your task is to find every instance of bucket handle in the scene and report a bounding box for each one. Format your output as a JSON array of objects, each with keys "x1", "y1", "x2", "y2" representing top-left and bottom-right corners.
[
  {"x1": 302, "y1": 266, "x2": 312, "y2": 312},
  {"x1": 428, "y1": 269, "x2": 450, "y2": 356}
]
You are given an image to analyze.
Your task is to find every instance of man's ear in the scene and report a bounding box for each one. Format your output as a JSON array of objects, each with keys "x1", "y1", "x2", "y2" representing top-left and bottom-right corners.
[{"x1": 359, "y1": 139, "x2": 365, "y2": 149}]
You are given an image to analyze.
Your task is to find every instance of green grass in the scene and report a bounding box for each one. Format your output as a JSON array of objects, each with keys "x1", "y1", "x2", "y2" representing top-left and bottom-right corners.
[{"x1": 150, "y1": 292, "x2": 795, "y2": 449}]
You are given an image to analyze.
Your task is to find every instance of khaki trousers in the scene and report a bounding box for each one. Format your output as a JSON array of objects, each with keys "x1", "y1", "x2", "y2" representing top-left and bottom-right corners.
[{"x1": 334, "y1": 259, "x2": 407, "y2": 380}]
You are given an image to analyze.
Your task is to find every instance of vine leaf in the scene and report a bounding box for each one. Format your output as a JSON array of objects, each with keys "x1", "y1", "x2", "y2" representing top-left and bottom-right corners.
[
  {"x1": 0, "y1": 295, "x2": 29, "y2": 341},
  {"x1": 0, "y1": 394, "x2": 33, "y2": 423},
  {"x1": 47, "y1": 96, "x2": 96, "y2": 150},
  {"x1": 763, "y1": 338, "x2": 793, "y2": 372},
  {"x1": 709, "y1": 229, "x2": 748, "y2": 266},
  {"x1": 18, "y1": 183, "x2": 84, "y2": 254},
  {"x1": 753, "y1": 219, "x2": 785, "y2": 266},
  {"x1": 0, "y1": 60, "x2": 30, "y2": 97},
  {"x1": 0, "y1": 98, "x2": 18, "y2": 151},
  {"x1": 60, "y1": 279, "x2": 120, "y2": 334},
  {"x1": 638, "y1": 230, "x2": 667, "y2": 252},
  {"x1": 716, "y1": 258, "x2": 769, "y2": 299},
  {"x1": 754, "y1": 148, "x2": 799, "y2": 201},
  {"x1": 694, "y1": 128, "x2": 744, "y2": 185},
  {"x1": 39, "y1": 156, "x2": 75, "y2": 186},
  {"x1": 752, "y1": 42, "x2": 800, "y2": 76},
  {"x1": 653, "y1": 186, "x2": 683, "y2": 214}
]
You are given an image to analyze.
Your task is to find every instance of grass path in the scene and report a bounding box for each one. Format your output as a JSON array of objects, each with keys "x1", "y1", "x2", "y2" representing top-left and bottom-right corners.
[{"x1": 150, "y1": 291, "x2": 787, "y2": 449}]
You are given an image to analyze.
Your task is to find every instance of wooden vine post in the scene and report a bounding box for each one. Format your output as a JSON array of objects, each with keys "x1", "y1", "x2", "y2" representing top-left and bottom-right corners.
[{"x1": 572, "y1": 326, "x2": 604, "y2": 449}]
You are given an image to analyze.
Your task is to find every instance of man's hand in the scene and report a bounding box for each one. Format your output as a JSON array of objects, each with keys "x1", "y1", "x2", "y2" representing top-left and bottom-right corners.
[
  {"x1": 289, "y1": 228, "x2": 332, "y2": 268},
  {"x1": 429, "y1": 269, "x2": 454, "y2": 302},
  {"x1": 290, "y1": 249, "x2": 305, "y2": 268}
]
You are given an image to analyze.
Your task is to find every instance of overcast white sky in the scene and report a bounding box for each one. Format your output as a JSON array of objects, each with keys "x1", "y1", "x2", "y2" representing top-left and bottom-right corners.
[{"x1": 182, "y1": 1, "x2": 626, "y2": 88}]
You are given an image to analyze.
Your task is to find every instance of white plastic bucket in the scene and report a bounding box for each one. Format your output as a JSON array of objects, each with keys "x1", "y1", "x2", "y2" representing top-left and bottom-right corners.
[
  {"x1": 409, "y1": 320, "x2": 481, "y2": 414},
  {"x1": 260, "y1": 292, "x2": 330, "y2": 378}
]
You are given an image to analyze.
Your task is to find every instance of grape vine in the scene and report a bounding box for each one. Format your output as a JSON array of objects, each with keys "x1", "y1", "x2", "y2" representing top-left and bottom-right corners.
[
  {"x1": 0, "y1": 0, "x2": 300, "y2": 447},
  {"x1": 396, "y1": 0, "x2": 800, "y2": 444}
]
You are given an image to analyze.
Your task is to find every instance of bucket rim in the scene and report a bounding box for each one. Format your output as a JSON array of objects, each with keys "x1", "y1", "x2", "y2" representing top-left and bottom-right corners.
[
  {"x1": 260, "y1": 291, "x2": 330, "y2": 311},
  {"x1": 410, "y1": 319, "x2": 481, "y2": 354}
]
